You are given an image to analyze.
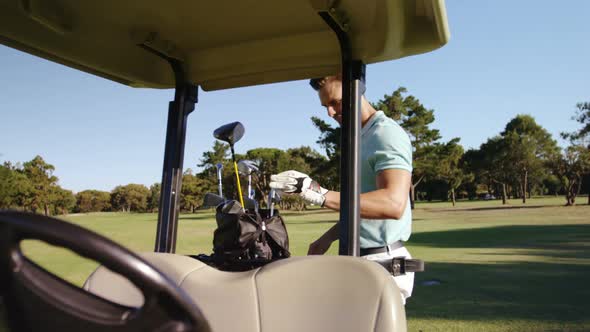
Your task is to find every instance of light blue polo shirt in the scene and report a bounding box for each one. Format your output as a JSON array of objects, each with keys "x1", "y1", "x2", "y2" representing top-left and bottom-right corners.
[{"x1": 360, "y1": 111, "x2": 413, "y2": 248}]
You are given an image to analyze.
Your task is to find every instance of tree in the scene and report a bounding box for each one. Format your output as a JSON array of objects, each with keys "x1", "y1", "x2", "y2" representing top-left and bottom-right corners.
[
  {"x1": 147, "y1": 183, "x2": 161, "y2": 212},
  {"x1": 110, "y1": 184, "x2": 150, "y2": 212},
  {"x1": 462, "y1": 149, "x2": 491, "y2": 200},
  {"x1": 561, "y1": 101, "x2": 590, "y2": 204},
  {"x1": 501, "y1": 115, "x2": 559, "y2": 203},
  {"x1": 0, "y1": 165, "x2": 10, "y2": 207},
  {"x1": 181, "y1": 169, "x2": 207, "y2": 212},
  {"x1": 286, "y1": 146, "x2": 328, "y2": 178},
  {"x1": 550, "y1": 145, "x2": 590, "y2": 206},
  {"x1": 197, "y1": 141, "x2": 232, "y2": 200},
  {"x1": 244, "y1": 148, "x2": 292, "y2": 206},
  {"x1": 373, "y1": 87, "x2": 441, "y2": 207},
  {"x1": 76, "y1": 190, "x2": 111, "y2": 213},
  {"x1": 5, "y1": 164, "x2": 33, "y2": 210},
  {"x1": 478, "y1": 136, "x2": 513, "y2": 204},
  {"x1": 434, "y1": 138, "x2": 473, "y2": 206},
  {"x1": 22, "y1": 156, "x2": 59, "y2": 215},
  {"x1": 198, "y1": 141, "x2": 229, "y2": 177},
  {"x1": 466, "y1": 116, "x2": 559, "y2": 205},
  {"x1": 542, "y1": 174, "x2": 561, "y2": 196},
  {"x1": 0, "y1": 163, "x2": 20, "y2": 209},
  {"x1": 52, "y1": 187, "x2": 76, "y2": 215},
  {"x1": 310, "y1": 117, "x2": 341, "y2": 191},
  {"x1": 76, "y1": 191, "x2": 94, "y2": 212},
  {"x1": 562, "y1": 102, "x2": 590, "y2": 143}
]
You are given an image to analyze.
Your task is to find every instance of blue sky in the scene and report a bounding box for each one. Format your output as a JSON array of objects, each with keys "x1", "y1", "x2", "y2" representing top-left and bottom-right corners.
[{"x1": 1, "y1": 1, "x2": 589, "y2": 193}]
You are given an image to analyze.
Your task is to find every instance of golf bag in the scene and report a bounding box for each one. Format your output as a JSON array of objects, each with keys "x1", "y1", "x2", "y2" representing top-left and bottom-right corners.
[{"x1": 211, "y1": 207, "x2": 290, "y2": 269}]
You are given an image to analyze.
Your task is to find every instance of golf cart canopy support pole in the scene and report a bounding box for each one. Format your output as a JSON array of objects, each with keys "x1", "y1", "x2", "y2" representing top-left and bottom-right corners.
[
  {"x1": 154, "y1": 56, "x2": 198, "y2": 253},
  {"x1": 319, "y1": 11, "x2": 366, "y2": 257}
]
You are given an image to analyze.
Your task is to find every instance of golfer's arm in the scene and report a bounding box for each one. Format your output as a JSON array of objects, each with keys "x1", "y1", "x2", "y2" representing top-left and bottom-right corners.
[{"x1": 323, "y1": 169, "x2": 411, "y2": 220}]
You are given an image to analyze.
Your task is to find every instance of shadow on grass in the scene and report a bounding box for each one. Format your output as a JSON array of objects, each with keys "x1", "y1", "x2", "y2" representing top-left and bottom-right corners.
[
  {"x1": 406, "y1": 223, "x2": 590, "y2": 322},
  {"x1": 425, "y1": 204, "x2": 553, "y2": 213},
  {"x1": 411, "y1": 224, "x2": 590, "y2": 255},
  {"x1": 407, "y1": 260, "x2": 590, "y2": 322}
]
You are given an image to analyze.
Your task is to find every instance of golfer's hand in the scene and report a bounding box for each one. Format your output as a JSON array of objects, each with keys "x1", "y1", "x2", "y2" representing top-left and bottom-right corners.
[
  {"x1": 270, "y1": 170, "x2": 328, "y2": 206},
  {"x1": 307, "y1": 236, "x2": 333, "y2": 255}
]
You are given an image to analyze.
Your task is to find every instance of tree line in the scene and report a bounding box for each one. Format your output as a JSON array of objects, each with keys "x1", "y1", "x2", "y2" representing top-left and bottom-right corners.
[
  {"x1": 0, "y1": 148, "x2": 324, "y2": 215},
  {"x1": 1, "y1": 88, "x2": 588, "y2": 215},
  {"x1": 0, "y1": 157, "x2": 161, "y2": 215}
]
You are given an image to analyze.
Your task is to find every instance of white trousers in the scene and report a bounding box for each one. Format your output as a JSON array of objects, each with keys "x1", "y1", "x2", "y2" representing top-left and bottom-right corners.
[{"x1": 361, "y1": 246, "x2": 414, "y2": 305}]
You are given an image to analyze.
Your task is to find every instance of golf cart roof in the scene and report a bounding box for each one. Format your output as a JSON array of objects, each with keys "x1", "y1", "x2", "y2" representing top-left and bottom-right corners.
[{"x1": 0, "y1": 0, "x2": 449, "y2": 91}]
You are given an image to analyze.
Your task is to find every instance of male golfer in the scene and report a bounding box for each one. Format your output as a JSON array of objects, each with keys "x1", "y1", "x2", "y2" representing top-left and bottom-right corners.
[{"x1": 269, "y1": 74, "x2": 414, "y2": 303}]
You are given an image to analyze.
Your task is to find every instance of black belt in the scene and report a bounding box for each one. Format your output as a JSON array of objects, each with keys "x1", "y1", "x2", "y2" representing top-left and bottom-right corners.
[
  {"x1": 360, "y1": 240, "x2": 403, "y2": 256},
  {"x1": 360, "y1": 241, "x2": 425, "y2": 276},
  {"x1": 374, "y1": 257, "x2": 425, "y2": 277}
]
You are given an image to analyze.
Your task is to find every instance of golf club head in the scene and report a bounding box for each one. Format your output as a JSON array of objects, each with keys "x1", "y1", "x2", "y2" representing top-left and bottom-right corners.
[
  {"x1": 203, "y1": 193, "x2": 225, "y2": 207},
  {"x1": 243, "y1": 197, "x2": 257, "y2": 210},
  {"x1": 237, "y1": 160, "x2": 259, "y2": 175},
  {"x1": 213, "y1": 122, "x2": 245, "y2": 146},
  {"x1": 221, "y1": 200, "x2": 243, "y2": 214}
]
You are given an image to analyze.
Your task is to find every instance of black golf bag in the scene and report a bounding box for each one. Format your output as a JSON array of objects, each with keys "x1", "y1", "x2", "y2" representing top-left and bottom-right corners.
[{"x1": 197, "y1": 207, "x2": 290, "y2": 271}]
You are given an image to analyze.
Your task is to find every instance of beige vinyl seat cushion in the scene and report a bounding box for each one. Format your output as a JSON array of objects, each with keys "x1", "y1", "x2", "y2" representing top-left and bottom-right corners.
[{"x1": 84, "y1": 253, "x2": 406, "y2": 332}]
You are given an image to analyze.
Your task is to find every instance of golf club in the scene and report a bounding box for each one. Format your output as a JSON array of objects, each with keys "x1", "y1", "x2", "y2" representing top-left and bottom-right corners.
[
  {"x1": 214, "y1": 122, "x2": 245, "y2": 209},
  {"x1": 237, "y1": 160, "x2": 259, "y2": 199},
  {"x1": 203, "y1": 192, "x2": 225, "y2": 208},
  {"x1": 216, "y1": 162, "x2": 224, "y2": 197},
  {"x1": 221, "y1": 200, "x2": 242, "y2": 214},
  {"x1": 268, "y1": 188, "x2": 281, "y2": 217},
  {"x1": 243, "y1": 197, "x2": 257, "y2": 212}
]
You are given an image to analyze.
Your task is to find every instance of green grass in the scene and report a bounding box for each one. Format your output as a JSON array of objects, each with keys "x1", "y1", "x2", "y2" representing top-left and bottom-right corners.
[
  {"x1": 407, "y1": 197, "x2": 590, "y2": 331},
  {"x1": 4, "y1": 196, "x2": 590, "y2": 331}
]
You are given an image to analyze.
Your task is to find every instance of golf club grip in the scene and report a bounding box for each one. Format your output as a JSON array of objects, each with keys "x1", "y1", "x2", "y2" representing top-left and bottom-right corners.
[{"x1": 233, "y1": 161, "x2": 245, "y2": 208}]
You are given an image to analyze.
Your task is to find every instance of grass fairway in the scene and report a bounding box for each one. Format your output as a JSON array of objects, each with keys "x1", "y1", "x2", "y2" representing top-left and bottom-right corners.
[
  {"x1": 6, "y1": 196, "x2": 590, "y2": 331},
  {"x1": 407, "y1": 197, "x2": 590, "y2": 332}
]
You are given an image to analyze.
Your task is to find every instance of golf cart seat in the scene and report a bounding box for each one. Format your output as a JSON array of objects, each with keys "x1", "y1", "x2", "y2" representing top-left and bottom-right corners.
[{"x1": 85, "y1": 253, "x2": 406, "y2": 332}]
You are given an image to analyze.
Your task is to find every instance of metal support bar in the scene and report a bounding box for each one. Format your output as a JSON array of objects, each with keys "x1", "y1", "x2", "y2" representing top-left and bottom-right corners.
[
  {"x1": 319, "y1": 11, "x2": 366, "y2": 256},
  {"x1": 153, "y1": 57, "x2": 198, "y2": 253}
]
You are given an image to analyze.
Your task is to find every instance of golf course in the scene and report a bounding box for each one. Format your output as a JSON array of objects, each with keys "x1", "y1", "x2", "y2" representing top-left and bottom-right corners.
[{"x1": 1, "y1": 196, "x2": 586, "y2": 332}]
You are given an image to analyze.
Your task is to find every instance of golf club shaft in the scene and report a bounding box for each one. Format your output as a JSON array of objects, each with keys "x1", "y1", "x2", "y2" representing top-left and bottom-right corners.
[
  {"x1": 233, "y1": 161, "x2": 245, "y2": 208},
  {"x1": 228, "y1": 145, "x2": 246, "y2": 209},
  {"x1": 248, "y1": 174, "x2": 252, "y2": 199},
  {"x1": 217, "y1": 167, "x2": 223, "y2": 197},
  {"x1": 269, "y1": 188, "x2": 275, "y2": 216}
]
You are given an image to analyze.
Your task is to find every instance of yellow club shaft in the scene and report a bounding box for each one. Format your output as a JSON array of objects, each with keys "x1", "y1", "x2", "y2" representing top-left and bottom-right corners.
[{"x1": 233, "y1": 161, "x2": 245, "y2": 208}]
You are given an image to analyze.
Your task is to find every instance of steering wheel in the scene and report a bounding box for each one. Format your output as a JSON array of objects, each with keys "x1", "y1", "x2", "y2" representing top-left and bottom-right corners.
[{"x1": 0, "y1": 211, "x2": 211, "y2": 332}]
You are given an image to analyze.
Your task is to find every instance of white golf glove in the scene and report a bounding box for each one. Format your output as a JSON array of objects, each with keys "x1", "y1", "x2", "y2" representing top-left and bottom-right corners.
[{"x1": 269, "y1": 170, "x2": 328, "y2": 206}]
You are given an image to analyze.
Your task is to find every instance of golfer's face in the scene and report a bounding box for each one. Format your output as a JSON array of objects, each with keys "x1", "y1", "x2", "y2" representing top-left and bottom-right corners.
[{"x1": 319, "y1": 79, "x2": 342, "y2": 125}]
